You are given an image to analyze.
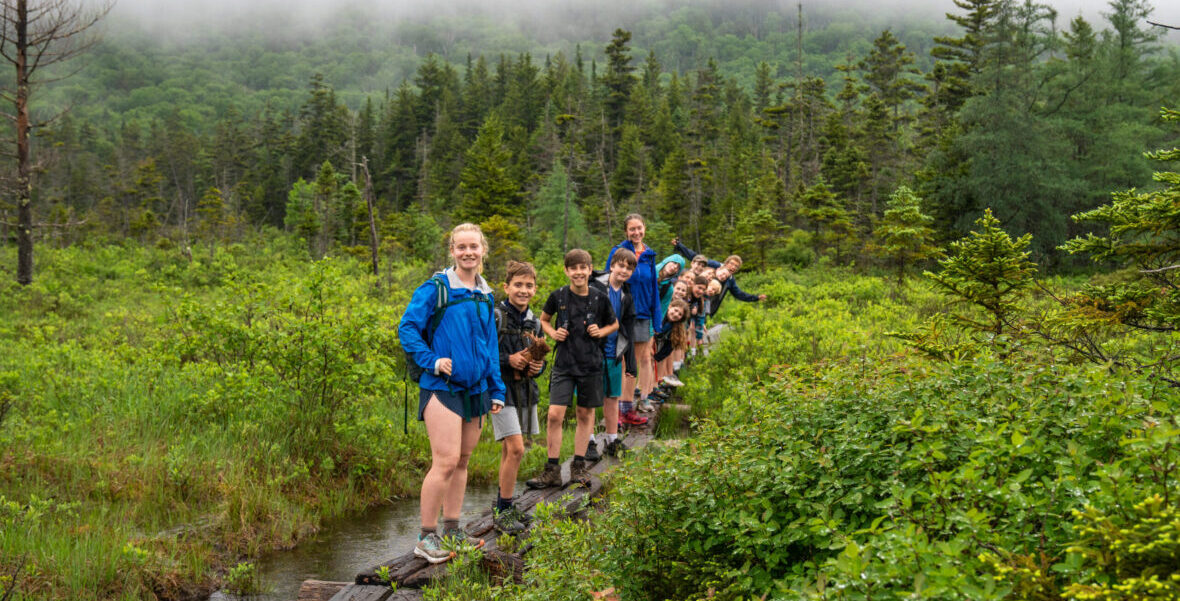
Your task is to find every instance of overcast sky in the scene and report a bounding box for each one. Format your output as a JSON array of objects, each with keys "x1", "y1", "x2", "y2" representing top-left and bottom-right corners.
[{"x1": 98, "y1": 0, "x2": 1180, "y2": 43}]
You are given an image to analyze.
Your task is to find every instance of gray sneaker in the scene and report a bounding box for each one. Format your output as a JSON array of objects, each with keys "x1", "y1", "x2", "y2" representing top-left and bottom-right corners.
[
  {"x1": 413, "y1": 532, "x2": 453, "y2": 564},
  {"x1": 585, "y1": 439, "x2": 601, "y2": 462}
]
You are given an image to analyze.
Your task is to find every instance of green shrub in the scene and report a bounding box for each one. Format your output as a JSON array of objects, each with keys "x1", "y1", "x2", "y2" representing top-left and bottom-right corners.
[{"x1": 523, "y1": 354, "x2": 1176, "y2": 600}]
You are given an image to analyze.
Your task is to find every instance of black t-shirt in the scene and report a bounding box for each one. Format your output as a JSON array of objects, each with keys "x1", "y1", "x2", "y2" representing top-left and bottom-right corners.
[{"x1": 543, "y1": 285, "x2": 617, "y2": 377}]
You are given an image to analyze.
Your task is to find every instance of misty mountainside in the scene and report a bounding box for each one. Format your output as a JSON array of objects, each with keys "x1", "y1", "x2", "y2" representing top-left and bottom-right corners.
[{"x1": 53, "y1": 0, "x2": 955, "y2": 129}]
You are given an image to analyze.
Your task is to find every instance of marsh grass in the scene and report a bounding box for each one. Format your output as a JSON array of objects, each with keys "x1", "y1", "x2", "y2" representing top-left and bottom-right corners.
[{"x1": 0, "y1": 238, "x2": 579, "y2": 600}]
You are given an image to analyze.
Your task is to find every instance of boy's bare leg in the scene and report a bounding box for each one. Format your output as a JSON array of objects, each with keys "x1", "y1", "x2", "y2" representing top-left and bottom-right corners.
[
  {"x1": 499, "y1": 434, "x2": 525, "y2": 499},
  {"x1": 603, "y1": 398, "x2": 619, "y2": 435},
  {"x1": 574, "y1": 406, "x2": 595, "y2": 455},
  {"x1": 546, "y1": 404, "x2": 566, "y2": 459}
]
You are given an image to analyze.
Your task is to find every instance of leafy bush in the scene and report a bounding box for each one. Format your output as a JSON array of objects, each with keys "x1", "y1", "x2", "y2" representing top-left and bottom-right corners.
[{"x1": 519, "y1": 354, "x2": 1177, "y2": 600}]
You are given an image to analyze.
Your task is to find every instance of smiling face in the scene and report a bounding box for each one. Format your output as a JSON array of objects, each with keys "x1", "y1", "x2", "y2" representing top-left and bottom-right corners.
[
  {"x1": 715, "y1": 266, "x2": 732, "y2": 281},
  {"x1": 672, "y1": 280, "x2": 689, "y2": 300},
  {"x1": 660, "y1": 261, "x2": 680, "y2": 279},
  {"x1": 565, "y1": 262, "x2": 592, "y2": 289},
  {"x1": 503, "y1": 274, "x2": 537, "y2": 310},
  {"x1": 450, "y1": 230, "x2": 485, "y2": 273},
  {"x1": 692, "y1": 283, "x2": 706, "y2": 298},
  {"x1": 667, "y1": 305, "x2": 685, "y2": 322},
  {"x1": 625, "y1": 218, "x2": 646, "y2": 245},
  {"x1": 609, "y1": 261, "x2": 634, "y2": 287}
]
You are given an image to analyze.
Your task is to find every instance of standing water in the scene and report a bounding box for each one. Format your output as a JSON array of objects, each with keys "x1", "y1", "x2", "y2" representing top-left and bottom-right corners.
[{"x1": 210, "y1": 485, "x2": 499, "y2": 601}]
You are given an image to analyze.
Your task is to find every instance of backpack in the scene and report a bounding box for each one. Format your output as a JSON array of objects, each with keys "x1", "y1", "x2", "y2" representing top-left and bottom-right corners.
[{"x1": 404, "y1": 272, "x2": 493, "y2": 382}]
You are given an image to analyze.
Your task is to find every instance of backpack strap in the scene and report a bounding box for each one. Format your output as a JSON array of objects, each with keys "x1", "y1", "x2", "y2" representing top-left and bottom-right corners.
[{"x1": 423, "y1": 273, "x2": 450, "y2": 344}]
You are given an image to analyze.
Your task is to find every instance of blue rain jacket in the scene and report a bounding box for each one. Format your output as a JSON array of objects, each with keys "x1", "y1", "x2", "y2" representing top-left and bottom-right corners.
[
  {"x1": 606, "y1": 239, "x2": 662, "y2": 333},
  {"x1": 398, "y1": 268, "x2": 506, "y2": 404}
]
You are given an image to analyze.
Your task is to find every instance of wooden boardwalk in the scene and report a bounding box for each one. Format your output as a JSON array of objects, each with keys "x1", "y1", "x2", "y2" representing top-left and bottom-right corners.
[{"x1": 298, "y1": 402, "x2": 684, "y2": 601}]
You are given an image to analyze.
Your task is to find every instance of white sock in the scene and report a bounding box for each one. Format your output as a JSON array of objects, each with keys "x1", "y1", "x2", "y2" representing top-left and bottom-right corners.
[
  {"x1": 604, "y1": 433, "x2": 618, "y2": 443},
  {"x1": 588, "y1": 434, "x2": 596, "y2": 444}
]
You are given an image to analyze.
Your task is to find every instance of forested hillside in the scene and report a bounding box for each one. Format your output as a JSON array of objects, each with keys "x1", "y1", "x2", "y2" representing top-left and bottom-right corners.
[
  {"x1": 0, "y1": 0, "x2": 1178, "y2": 599},
  {"x1": 5, "y1": 0, "x2": 1178, "y2": 281}
]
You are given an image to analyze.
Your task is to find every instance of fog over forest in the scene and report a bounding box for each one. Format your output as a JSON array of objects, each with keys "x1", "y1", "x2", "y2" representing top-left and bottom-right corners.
[{"x1": 103, "y1": 0, "x2": 1180, "y2": 43}]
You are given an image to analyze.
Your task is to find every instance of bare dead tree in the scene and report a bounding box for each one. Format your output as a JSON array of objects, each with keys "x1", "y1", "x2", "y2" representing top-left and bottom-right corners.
[
  {"x1": 358, "y1": 156, "x2": 380, "y2": 277},
  {"x1": 0, "y1": 0, "x2": 112, "y2": 286}
]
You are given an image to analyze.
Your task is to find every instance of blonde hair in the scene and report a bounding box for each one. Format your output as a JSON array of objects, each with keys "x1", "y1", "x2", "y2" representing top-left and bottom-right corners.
[
  {"x1": 449, "y1": 223, "x2": 489, "y2": 274},
  {"x1": 706, "y1": 279, "x2": 722, "y2": 296}
]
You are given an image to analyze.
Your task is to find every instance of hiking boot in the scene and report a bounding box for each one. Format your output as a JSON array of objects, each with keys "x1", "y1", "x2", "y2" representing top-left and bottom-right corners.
[
  {"x1": 637, "y1": 399, "x2": 656, "y2": 413},
  {"x1": 665, "y1": 375, "x2": 685, "y2": 387},
  {"x1": 585, "y1": 439, "x2": 601, "y2": 462},
  {"x1": 442, "y1": 527, "x2": 485, "y2": 552},
  {"x1": 604, "y1": 438, "x2": 629, "y2": 457},
  {"x1": 569, "y1": 458, "x2": 591, "y2": 486},
  {"x1": 620, "y1": 411, "x2": 648, "y2": 426},
  {"x1": 525, "y1": 462, "x2": 563, "y2": 489},
  {"x1": 414, "y1": 532, "x2": 454, "y2": 564},
  {"x1": 493, "y1": 506, "x2": 529, "y2": 535}
]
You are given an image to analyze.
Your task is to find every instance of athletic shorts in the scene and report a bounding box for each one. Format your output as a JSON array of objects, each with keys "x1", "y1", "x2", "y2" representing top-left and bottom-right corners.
[
  {"x1": 633, "y1": 319, "x2": 652, "y2": 343},
  {"x1": 419, "y1": 387, "x2": 491, "y2": 421},
  {"x1": 549, "y1": 371, "x2": 605, "y2": 408},
  {"x1": 490, "y1": 404, "x2": 540, "y2": 441},
  {"x1": 602, "y1": 357, "x2": 624, "y2": 398}
]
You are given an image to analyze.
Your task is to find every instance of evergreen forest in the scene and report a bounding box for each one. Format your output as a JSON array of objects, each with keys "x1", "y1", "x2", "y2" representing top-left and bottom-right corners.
[{"x1": 0, "y1": 0, "x2": 1177, "y2": 599}]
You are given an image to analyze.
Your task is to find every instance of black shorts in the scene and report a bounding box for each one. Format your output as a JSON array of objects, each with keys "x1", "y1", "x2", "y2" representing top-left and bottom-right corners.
[
  {"x1": 419, "y1": 387, "x2": 491, "y2": 421},
  {"x1": 549, "y1": 371, "x2": 604, "y2": 408}
]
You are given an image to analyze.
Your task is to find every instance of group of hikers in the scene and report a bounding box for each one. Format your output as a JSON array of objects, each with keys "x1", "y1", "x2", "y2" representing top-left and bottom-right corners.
[{"x1": 398, "y1": 214, "x2": 766, "y2": 564}]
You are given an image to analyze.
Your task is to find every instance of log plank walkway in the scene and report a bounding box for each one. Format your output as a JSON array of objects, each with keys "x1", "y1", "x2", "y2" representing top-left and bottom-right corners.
[{"x1": 298, "y1": 402, "x2": 678, "y2": 601}]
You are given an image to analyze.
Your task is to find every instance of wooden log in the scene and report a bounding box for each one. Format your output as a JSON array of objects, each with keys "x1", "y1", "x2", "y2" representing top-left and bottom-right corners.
[
  {"x1": 359, "y1": 409, "x2": 663, "y2": 589},
  {"x1": 482, "y1": 548, "x2": 524, "y2": 585},
  {"x1": 326, "y1": 584, "x2": 393, "y2": 601},
  {"x1": 298, "y1": 580, "x2": 350, "y2": 601}
]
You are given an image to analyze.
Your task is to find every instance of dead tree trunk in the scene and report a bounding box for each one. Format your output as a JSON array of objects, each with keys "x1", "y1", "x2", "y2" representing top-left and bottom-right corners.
[
  {"x1": 359, "y1": 156, "x2": 379, "y2": 277},
  {"x1": 1, "y1": 0, "x2": 111, "y2": 285}
]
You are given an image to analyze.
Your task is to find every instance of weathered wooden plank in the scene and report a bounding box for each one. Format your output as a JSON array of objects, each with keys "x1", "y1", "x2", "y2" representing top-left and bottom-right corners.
[
  {"x1": 298, "y1": 580, "x2": 350, "y2": 601},
  {"x1": 388, "y1": 590, "x2": 424, "y2": 601},
  {"x1": 327, "y1": 584, "x2": 393, "y2": 601},
  {"x1": 362, "y1": 409, "x2": 664, "y2": 589}
]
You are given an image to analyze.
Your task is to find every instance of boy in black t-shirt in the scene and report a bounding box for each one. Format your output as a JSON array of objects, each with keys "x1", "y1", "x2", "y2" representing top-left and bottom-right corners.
[{"x1": 525, "y1": 249, "x2": 618, "y2": 489}]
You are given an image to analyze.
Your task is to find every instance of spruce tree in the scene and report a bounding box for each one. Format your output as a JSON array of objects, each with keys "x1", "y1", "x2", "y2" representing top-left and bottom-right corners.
[
  {"x1": 927, "y1": 208, "x2": 1037, "y2": 337},
  {"x1": 456, "y1": 114, "x2": 521, "y2": 223},
  {"x1": 869, "y1": 185, "x2": 941, "y2": 284}
]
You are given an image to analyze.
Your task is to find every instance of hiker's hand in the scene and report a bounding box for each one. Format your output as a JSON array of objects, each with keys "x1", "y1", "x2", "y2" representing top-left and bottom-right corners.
[
  {"x1": 437, "y1": 358, "x2": 453, "y2": 376},
  {"x1": 508, "y1": 351, "x2": 529, "y2": 370},
  {"x1": 554, "y1": 327, "x2": 569, "y2": 341},
  {"x1": 758, "y1": 294, "x2": 767, "y2": 301},
  {"x1": 490, "y1": 403, "x2": 502, "y2": 415},
  {"x1": 671, "y1": 236, "x2": 679, "y2": 246},
  {"x1": 587, "y1": 323, "x2": 602, "y2": 338},
  {"x1": 528, "y1": 360, "x2": 543, "y2": 376}
]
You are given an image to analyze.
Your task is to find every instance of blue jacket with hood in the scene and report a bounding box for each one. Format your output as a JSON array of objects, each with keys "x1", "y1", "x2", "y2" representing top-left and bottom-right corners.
[
  {"x1": 398, "y1": 267, "x2": 506, "y2": 405},
  {"x1": 606, "y1": 240, "x2": 662, "y2": 333}
]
